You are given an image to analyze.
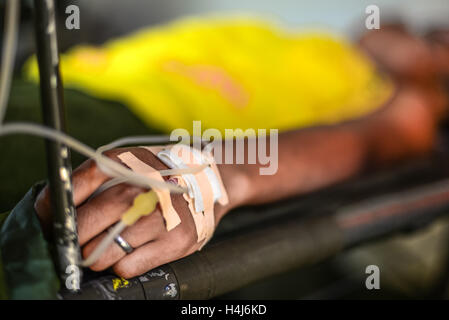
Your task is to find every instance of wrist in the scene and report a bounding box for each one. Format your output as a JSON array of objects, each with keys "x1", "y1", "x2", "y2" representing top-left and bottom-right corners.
[{"x1": 216, "y1": 163, "x2": 253, "y2": 214}]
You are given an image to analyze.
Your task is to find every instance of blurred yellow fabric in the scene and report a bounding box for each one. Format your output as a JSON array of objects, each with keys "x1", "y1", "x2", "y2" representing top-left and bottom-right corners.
[{"x1": 24, "y1": 16, "x2": 393, "y2": 134}]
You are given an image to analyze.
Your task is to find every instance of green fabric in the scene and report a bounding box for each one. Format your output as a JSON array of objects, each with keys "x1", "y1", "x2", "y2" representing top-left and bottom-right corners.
[
  {"x1": 0, "y1": 78, "x2": 161, "y2": 299},
  {"x1": 0, "y1": 211, "x2": 10, "y2": 299},
  {"x1": 0, "y1": 182, "x2": 59, "y2": 299},
  {"x1": 0, "y1": 79, "x2": 160, "y2": 213}
]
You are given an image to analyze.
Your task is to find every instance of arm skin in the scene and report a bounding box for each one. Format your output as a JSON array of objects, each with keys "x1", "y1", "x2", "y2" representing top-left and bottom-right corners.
[
  {"x1": 218, "y1": 81, "x2": 447, "y2": 215},
  {"x1": 220, "y1": 24, "x2": 449, "y2": 213},
  {"x1": 34, "y1": 27, "x2": 449, "y2": 279}
]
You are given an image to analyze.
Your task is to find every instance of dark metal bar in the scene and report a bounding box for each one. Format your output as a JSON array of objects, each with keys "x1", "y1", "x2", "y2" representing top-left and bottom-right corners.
[
  {"x1": 335, "y1": 179, "x2": 449, "y2": 246},
  {"x1": 173, "y1": 179, "x2": 449, "y2": 299},
  {"x1": 33, "y1": 0, "x2": 81, "y2": 292},
  {"x1": 61, "y1": 177, "x2": 449, "y2": 300},
  {"x1": 62, "y1": 217, "x2": 343, "y2": 300},
  {"x1": 172, "y1": 216, "x2": 343, "y2": 299}
]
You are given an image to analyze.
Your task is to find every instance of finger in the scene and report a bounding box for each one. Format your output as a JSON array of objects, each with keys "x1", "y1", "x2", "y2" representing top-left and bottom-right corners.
[
  {"x1": 72, "y1": 148, "x2": 139, "y2": 205},
  {"x1": 82, "y1": 208, "x2": 166, "y2": 271},
  {"x1": 77, "y1": 182, "x2": 146, "y2": 245},
  {"x1": 35, "y1": 158, "x2": 112, "y2": 222},
  {"x1": 37, "y1": 147, "x2": 137, "y2": 210},
  {"x1": 112, "y1": 236, "x2": 200, "y2": 279},
  {"x1": 36, "y1": 146, "x2": 165, "y2": 216},
  {"x1": 71, "y1": 158, "x2": 111, "y2": 206}
]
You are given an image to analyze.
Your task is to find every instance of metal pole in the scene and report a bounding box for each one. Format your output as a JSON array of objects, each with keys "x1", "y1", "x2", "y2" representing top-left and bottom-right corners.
[
  {"x1": 61, "y1": 178, "x2": 449, "y2": 300},
  {"x1": 33, "y1": 0, "x2": 81, "y2": 292}
]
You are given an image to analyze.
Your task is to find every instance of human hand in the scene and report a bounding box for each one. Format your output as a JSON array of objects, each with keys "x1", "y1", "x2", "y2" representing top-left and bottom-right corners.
[{"x1": 34, "y1": 147, "x2": 229, "y2": 278}]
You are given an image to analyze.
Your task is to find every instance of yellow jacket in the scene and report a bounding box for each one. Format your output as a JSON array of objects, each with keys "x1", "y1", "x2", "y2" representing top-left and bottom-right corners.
[{"x1": 25, "y1": 16, "x2": 392, "y2": 134}]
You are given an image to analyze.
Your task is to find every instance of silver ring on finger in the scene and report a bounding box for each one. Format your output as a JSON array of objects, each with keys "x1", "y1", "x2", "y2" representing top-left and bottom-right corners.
[{"x1": 113, "y1": 234, "x2": 134, "y2": 254}]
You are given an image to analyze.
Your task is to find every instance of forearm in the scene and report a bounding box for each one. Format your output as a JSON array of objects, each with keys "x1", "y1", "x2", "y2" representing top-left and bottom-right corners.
[
  {"x1": 217, "y1": 84, "x2": 443, "y2": 211},
  {"x1": 218, "y1": 124, "x2": 368, "y2": 209}
]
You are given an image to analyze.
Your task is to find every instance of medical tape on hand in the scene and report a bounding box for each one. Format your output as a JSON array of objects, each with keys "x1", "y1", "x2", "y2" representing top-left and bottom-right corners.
[
  {"x1": 170, "y1": 146, "x2": 215, "y2": 246},
  {"x1": 143, "y1": 144, "x2": 229, "y2": 246},
  {"x1": 157, "y1": 144, "x2": 228, "y2": 206},
  {"x1": 199, "y1": 147, "x2": 229, "y2": 206},
  {"x1": 144, "y1": 145, "x2": 210, "y2": 244},
  {"x1": 177, "y1": 172, "x2": 214, "y2": 247},
  {"x1": 184, "y1": 145, "x2": 223, "y2": 202},
  {"x1": 156, "y1": 148, "x2": 204, "y2": 213},
  {"x1": 117, "y1": 151, "x2": 181, "y2": 231}
]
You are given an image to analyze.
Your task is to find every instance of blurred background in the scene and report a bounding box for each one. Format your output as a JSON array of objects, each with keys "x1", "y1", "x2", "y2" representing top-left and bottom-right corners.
[
  {"x1": 3, "y1": 0, "x2": 449, "y2": 68},
  {"x1": 1, "y1": 0, "x2": 449, "y2": 299}
]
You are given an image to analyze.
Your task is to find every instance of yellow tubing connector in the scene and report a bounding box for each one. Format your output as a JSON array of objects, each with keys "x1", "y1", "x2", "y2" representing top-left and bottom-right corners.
[{"x1": 121, "y1": 190, "x2": 159, "y2": 226}]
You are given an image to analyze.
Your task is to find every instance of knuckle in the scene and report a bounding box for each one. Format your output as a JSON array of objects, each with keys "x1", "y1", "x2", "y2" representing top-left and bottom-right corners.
[
  {"x1": 83, "y1": 254, "x2": 106, "y2": 273},
  {"x1": 109, "y1": 184, "x2": 143, "y2": 205},
  {"x1": 82, "y1": 243, "x2": 109, "y2": 272},
  {"x1": 88, "y1": 254, "x2": 112, "y2": 272},
  {"x1": 79, "y1": 158, "x2": 99, "y2": 179},
  {"x1": 89, "y1": 262, "x2": 108, "y2": 272},
  {"x1": 133, "y1": 214, "x2": 163, "y2": 238},
  {"x1": 81, "y1": 243, "x2": 91, "y2": 259},
  {"x1": 172, "y1": 230, "x2": 195, "y2": 250},
  {"x1": 113, "y1": 261, "x2": 138, "y2": 279},
  {"x1": 122, "y1": 185, "x2": 143, "y2": 198}
]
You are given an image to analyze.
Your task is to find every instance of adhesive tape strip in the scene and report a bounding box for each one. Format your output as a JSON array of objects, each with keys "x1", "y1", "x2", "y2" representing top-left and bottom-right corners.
[
  {"x1": 174, "y1": 144, "x2": 222, "y2": 202},
  {"x1": 144, "y1": 144, "x2": 228, "y2": 246},
  {"x1": 117, "y1": 151, "x2": 181, "y2": 231},
  {"x1": 156, "y1": 148, "x2": 204, "y2": 213},
  {"x1": 202, "y1": 149, "x2": 229, "y2": 206},
  {"x1": 176, "y1": 173, "x2": 214, "y2": 247},
  {"x1": 165, "y1": 145, "x2": 216, "y2": 246},
  {"x1": 177, "y1": 177, "x2": 207, "y2": 243}
]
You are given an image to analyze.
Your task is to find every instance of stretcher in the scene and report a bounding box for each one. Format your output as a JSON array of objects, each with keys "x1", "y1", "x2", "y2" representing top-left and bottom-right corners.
[{"x1": 61, "y1": 148, "x2": 449, "y2": 299}]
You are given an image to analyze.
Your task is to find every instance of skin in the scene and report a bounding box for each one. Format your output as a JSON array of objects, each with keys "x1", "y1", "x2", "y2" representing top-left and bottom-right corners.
[{"x1": 35, "y1": 26, "x2": 449, "y2": 279}]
